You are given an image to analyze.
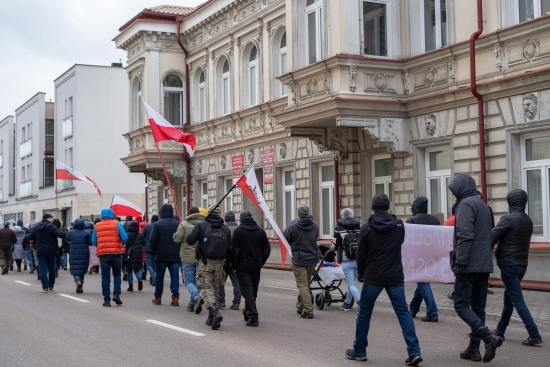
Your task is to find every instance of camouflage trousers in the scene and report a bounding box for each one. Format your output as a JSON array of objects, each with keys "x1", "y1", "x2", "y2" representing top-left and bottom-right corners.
[
  {"x1": 0, "y1": 249, "x2": 12, "y2": 268},
  {"x1": 196, "y1": 259, "x2": 225, "y2": 309}
]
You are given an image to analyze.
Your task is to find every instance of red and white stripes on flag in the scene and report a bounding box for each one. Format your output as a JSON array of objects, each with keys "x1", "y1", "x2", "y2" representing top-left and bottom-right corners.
[
  {"x1": 110, "y1": 195, "x2": 143, "y2": 217},
  {"x1": 142, "y1": 98, "x2": 196, "y2": 157},
  {"x1": 236, "y1": 165, "x2": 292, "y2": 266},
  {"x1": 55, "y1": 160, "x2": 102, "y2": 198}
]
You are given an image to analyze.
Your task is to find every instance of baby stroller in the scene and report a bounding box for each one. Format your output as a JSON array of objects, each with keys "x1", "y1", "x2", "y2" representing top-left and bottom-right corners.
[{"x1": 309, "y1": 244, "x2": 350, "y2": 310}]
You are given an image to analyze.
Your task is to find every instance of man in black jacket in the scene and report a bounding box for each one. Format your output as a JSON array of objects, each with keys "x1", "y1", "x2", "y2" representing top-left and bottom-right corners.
[
  {"x1": 150, "y1": 205, "x2": 181, "y2": 306},
  {"x1": 0, "y1": 222, "x2": 17, "y2": 275},
  {"x1": 232, "y1": 211, "x2": 271, "y2": 327},
  {"x1": 407, "y1": 196, "x2": 440, "y2": 322},
  {"x1": 142, "y1": 214, "x2": 158, "y2": 286},
  {"x1": 345, "y1": 194, "x2": 422, "y2": 366},
  {"x1": 491, "y1": 189, "x2": 541, "y2": 346},
  {"x1": 448, "y1": 173, "x2": 503, "y2": 363}
]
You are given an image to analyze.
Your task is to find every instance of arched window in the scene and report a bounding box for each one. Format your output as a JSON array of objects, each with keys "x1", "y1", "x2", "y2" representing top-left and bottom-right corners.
[
  {"x1": 199, "y1": 71, "x2": 206, "y2": 122},
  {"x1": 249, "y1": 46, "x2": 259, "y2": 106},
  {"x1": 222, "y1": 61, "x2": 230, "y2": 115},
  {"x1": 163, "y1": 74, "x2": 183, "y2": 125},
  {"x1": 132, "y1": 79, "x2": 142, "y2": 130},
  {"x1": 279, "y1": 33, "x2": 287, "y2": 95}
]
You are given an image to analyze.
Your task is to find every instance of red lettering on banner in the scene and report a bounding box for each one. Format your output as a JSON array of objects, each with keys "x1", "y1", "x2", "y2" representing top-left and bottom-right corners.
[
  {"x1": 264, "y1": 161, "x2": 274, "y2": 172},
  {"x1": 260, "y1": 148, "x2": 275, "y2": 162},
  {"x1": 232, "y1": 154, "x2": 244, "y2": 168}
]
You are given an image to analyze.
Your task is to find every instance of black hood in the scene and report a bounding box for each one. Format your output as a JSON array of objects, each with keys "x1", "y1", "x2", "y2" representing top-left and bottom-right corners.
[
  {"x1": 73, "y1": 218, "x2": 86, "y2": 230},
  {"x1": 295, "y1": 217, "x2": 316, "y2": 231},
  {"x1": 38, "y1": 219, "x2": 52, "y2": 231},
  {"x1": 159, "y1": 204, "x2": 174, "y2": 219},
  {"x1": 336, "y1": 217, "x2": 361, "y2": 230},
  {"x1": 151, "y1": 215, "x2": 159, "y2": 222},
  {"x1": 447, "y1": 173, "x2": 477, "y2": 202},
  {"x1": 507, "y1": 188, "x2": 527, "y2": 213},
  {"x1": 368, "y1": 211, "x2": 398, "y2": 234},
  {"x1": 207, "y1": 215, "x2": 225, "y2": 227},
  {"x1": 126, "y1": 221, "x2": 139, "y2": 233},
  {"x1": 411, "y1": 196, "x2": 428, "y2": 215},
  {"x1": 17, "y1": 220, "x2": 24, "y2": 227},
  {"x1": 239, "y1": 216, "x2": 259, "y2": 231}
]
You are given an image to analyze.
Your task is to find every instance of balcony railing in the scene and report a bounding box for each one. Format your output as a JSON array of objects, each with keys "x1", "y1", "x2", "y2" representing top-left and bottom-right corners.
[
  {"x1": 63, "y1": 117, "x2": 73, "y2": 138},
  {"x1": 20, "y1": 139, "x2": 32, "y2": 157},
  {"x1": 19, "y1": 180, "x2": 32, "y2": 197}
]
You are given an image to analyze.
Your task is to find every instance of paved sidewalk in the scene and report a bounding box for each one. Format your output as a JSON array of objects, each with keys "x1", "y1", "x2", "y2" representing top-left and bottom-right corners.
[{"x1": 258, "y1": 268, "x2": 550, "y2": 327}]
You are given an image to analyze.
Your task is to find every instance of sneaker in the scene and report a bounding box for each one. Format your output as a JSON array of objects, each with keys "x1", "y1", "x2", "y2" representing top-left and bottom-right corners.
[
  {"x1": 487, "y1": 288, "x2": 494, "y2": 295},
  {"x1": 405, "y1": 355, "x2": 423, "y2": 366},
  {"x1": 103, "y1": 302, "x2": 111, "y2": 307},
  {"x1": 150, "y1": 281, "x2": 156, "y2": 287},
  {"x1": 301, "y1": 312, "x2": 314, "y2": 319},
  {"x1": 30, "y1": 269, "x2": 34, "y2": 274},
  {"x1": 218, "y1": 301, "x2": 226, "y2": 308},
  {"x1": 88, "y1": 266, "x2": 94, "y2": 275},
  {"x1": 186, "y1": 303, "x2": 195, "y2": 312},
  {"x1": 42, "y1": 289, "x2": 49, "y2": 293},
  {"x1": 355, "y1": 310, "x2": 359, "y2": 315},
  {"x1": 48, "y1": 287, "x2": 54, "y2": 291},
  {"x1": 195, "y1": 297, "x2": 204, "y2": 314},
  {"x1": 297, "y1": 309, "x2": 303, "y2": 314},
  {"x1": 522, "y1": 336, "x2": 542, "y2": 346},
  {"x1": 340, "y1": 302, "x2": 352, "y2": 311},
  {"x1": 345, "y1": 349, "x2": 367, "y2": 361},
  {"x1": 230, "y1": 303, "x2": 240, "y2": 310},
  {"x1": 113, "y1": 296, "x2": 123, "y2": 305},
  {"x1": 420, "y1": 316, "x2": 438, "y2": 322}
]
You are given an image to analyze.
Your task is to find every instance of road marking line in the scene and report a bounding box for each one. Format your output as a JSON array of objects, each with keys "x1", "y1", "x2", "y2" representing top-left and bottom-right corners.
[
  {"x1": 59, "y1": 294, "x2": 89, "y2": 303},
  {"x1": 14, "y1": 280, "x2": 32, "y2": 285},
  {"x1": 145, "y1": 320, "x2": 204, "y2": 337}
]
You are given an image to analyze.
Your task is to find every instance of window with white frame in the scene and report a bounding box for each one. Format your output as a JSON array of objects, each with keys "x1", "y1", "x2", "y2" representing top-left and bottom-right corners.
[
  {"x1": 249, "y1": 46, "x2": 259, "y2": 106},
  {"x1": 224, "y1": 177, "x2": 234, "y2": 213},
  {"x1": 362, "y1": 1, "x2": 388, "y2": 57},
  {"x1": 280, "y1": 33, "x2": 288, "y2": 96},
  {"x1": 132, "y1": 78, "x2": 142, "y2": 130},
  {"x1": 163, "y1": 74, "x2": 184, "y2": 126},
  {"x1": 306, "y1": 0, "x2": 323, "y2": 64},
  {"x1": 222, "y1": 60, "x2": 230, "y2": 115},
  {"x1": 426, "y1": 148, "x2": 452, "y2": 220},
  {"x1": 199, "y1": 71, "x2": 206, "y2": 122},
  {"x1": 282, "y1": 168, "x2": 296, "y2": 227},
  {"x1": 522, "y1": 134, "x2": 550, "y2": 239},
  {"x1": 423, "y1": 0, "x2": 447, "y2": 52},
  {"x1": 200, "y1": 180, "x2": 208, "y2": 209},
  {"x1": 517, "y1": 0, "x2": 550, "y2": 22},
  {"x1": 372, "y1": 155, "x2": 393, "y2": 212},
  {"x1": 320, "y1": 164, "x2": 335, "y2": 237},
  {"x1": 65, "y1": 97, "x2": 73, "y2": 118}
]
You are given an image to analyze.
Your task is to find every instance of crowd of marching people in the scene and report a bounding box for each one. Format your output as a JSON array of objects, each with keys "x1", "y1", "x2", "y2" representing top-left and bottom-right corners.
[{"x1": 0, "y1": 172, "x2": 544, "y2": 365}]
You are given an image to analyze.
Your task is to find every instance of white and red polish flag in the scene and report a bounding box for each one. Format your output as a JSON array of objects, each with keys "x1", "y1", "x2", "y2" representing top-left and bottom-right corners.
[
  {"x1": 236, "y1": 165, "x2": 292, "y2": 266},
  {"x1": 55, "y1": 160, "x2": 102, "y2": 198},
  {"x1": 110, "y1": 195, "x2": 143, "y2": 217},
  {"x1": 142, "y1": 98, "x2": 196, "y2": 157}
]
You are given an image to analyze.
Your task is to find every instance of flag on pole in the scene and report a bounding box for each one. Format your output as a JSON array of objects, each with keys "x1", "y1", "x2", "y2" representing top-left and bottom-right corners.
[
  {"x1": 142, "y1": 98, "x2": 196, "y2": 157},
  {"x1": 236, "y1": 165, "x2": 292, "y2": 266},
  {"x1": 55, "y1": 160, "x2": 102, "y2": 198},
  {"x1": 110, "y1": 195, "x2": 143, "y2": 217}
]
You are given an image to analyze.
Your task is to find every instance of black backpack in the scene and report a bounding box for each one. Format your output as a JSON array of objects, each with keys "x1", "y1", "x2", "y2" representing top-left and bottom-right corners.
[
  {"x1": 204, "y1": 224, "x2": 228, "y2": 260},
  {"x1": 343, "y1": 229, "x2": 359, "y2": 260}
]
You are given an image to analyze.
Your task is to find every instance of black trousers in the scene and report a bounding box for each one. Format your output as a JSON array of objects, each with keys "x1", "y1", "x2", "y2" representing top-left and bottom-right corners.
[{"x1": 237, "y1": 270, "x2": 261, "y2": 321}]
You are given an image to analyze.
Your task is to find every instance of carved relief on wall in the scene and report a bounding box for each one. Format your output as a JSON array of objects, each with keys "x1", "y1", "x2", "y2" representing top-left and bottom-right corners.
[
  {"x1": 402, "y1": 70, "x2": 411, "y2": 95},
  {"x1": 425, "y1": 113, "x2": 437, "y2": 136},
  {"x1": 494, "y1": 43, "x2": 503, "y2": 72},
  {"x1": 364, "y1": 73, "x2": 396, "y2": 93},
  {"x1": 247, "y1": 149, "x2": 255, "y2": 164},
  {"x1": 523, "y1": 93, "x2": 538, "y2": 120},
  {"x1": 413, "y1": 64, "x2": 448, "y2": 89},
  {"x1": 279, "y1": 142, "x2": 287, "y2": 159},
  {"x1": 196, "y1": 160, "x2": 203, "y2": 174},
  {"x1": 349, "y1": 66, "x2": 357, "y2": 92},
  {"x1": 220, "y1": 155, "x2": 227, "y2": 170}
]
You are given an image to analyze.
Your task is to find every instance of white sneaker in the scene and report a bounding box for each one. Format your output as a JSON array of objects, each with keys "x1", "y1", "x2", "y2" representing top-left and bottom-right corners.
[{"x1": 42, "y1": 289, "x2": 48, "y2": 293}]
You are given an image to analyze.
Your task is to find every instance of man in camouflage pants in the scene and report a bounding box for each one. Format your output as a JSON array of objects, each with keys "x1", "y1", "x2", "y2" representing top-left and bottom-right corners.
[{"x1": 186, "y1": 205, "x2": 232, "y2": 330}]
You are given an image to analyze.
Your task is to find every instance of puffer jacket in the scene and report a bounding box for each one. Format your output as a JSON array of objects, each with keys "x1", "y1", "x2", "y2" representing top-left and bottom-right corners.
[
  {"x1": 174, "y1": 213, "x2": 204, "y2": 263},
  {"x1": 448, "y1": 173, "x2": 493, "y2": 274},
  {"x1": 67, "y1": 219, "x2": 92, "y2": 275},
  {"x1": 284, "y1": 217, "x2": 321, "y2": 267},
  {"x1": 28, "y1": 219, "x2": 67, "y2": 256},
  {"x1": 12, "y1": 229, "x2": 26, "y2": 260},
  {"x1": 232, "y1": 216, "x2": 271, "y2": 272},
  {"x1": 150, "y1": 204, "x2": 181, "y2": 262},
  {"x1": 332, "y1": 217, "x2": 361, "y2": 262},
  {"x1": 406, "y1": 196, "x2": 441, "y2": 226},
  {"x1": 492, "y1": 189, "x2": 533, "y2": 268},
  {"x1": 124, "y1": 221, "x2": 145, "y2": 269},
  {"x1": 92, "y1": 208, "x2": 128, "y2": 256}
]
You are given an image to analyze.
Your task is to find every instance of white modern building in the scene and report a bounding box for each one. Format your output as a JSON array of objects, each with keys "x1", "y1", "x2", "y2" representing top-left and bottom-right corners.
[{"x1": 0, "y1": 116, "x2": 15, "y2": 211}]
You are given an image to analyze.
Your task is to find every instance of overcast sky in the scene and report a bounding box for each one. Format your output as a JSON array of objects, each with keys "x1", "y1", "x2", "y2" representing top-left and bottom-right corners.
[{"x1": 0, "y1": 0, "x2": 205, "y2": 120}]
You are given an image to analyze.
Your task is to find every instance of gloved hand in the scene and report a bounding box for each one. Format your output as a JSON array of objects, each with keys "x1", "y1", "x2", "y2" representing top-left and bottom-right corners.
[{"x1": 452, "y1": 264, "x2": 466, "y2": 276}]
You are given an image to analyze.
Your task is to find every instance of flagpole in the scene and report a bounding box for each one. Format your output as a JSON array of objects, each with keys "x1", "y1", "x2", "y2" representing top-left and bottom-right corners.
[{"x1": 204, "y1": 183, "x2": 238, "y2": 221}]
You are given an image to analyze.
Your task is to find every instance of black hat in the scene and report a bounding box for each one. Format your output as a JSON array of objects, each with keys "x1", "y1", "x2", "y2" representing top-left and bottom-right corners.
[
  {"x1": 371, "y1": 194, "x2": 390, "y2": 211},
  {"x1": 151, "y1": 214, "x2": 159, "y2": 222},
  {"x1": 189, "y1": 206, "x2": 199, "y2": 214},
  {"x1": 239, "y1": 211, "x2": 253, "y2": 221},
  {"x1": 43, "y1": 213, "x2": 53, "y2": 220},
  {"x1": 225, "y1": 211, "x2": 236, "y2": 222}
]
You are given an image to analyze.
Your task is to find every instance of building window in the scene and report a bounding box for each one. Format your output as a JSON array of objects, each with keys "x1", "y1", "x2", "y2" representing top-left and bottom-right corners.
[
  {"x1": 306, "y1": 0, "x2": 323, "y2": 64},
  {"x1": 132, "y1": 78, "x2": 142, "y2": 130},
  {"x1": 222, "y1": 60, "x2": 231, "y2": 115},
  {"x1": 320, "y1": 164, "x2": 335, "y2": 237},
  {"x1": 224, "y1": 177, "x2": 234, "y2": 213},
  {"x1": 372, "y1": 155, "x2": 393, "y2": 212},
  {"x1": 279, "y1": 32, "x2": 288, "y2": 96},
  {"x1": 200, "y1": 180, "x2": 208, "y2": 209},
  {"x1": 283, "y1": 168, "x2": 296, "y2": 228},
  {"x1": 249, "y1": 46, "x2": 259, "y2": 106},
  {"x1": 522, "y1": 134, "x2": 550, "y2": 239},
  {"x1": 362, "y1": 1, "x2": 388, "y2": 57},
  {"x1": 517, "y1": 0, "x2": 550, "y2": 22},
  {"x1": 163, "y1": 74, "x2": 184, "y2": 126},
  {"x1": 199, "y1": 71, "x2": 206, "y2": 122},
  {"x1": 423, "y1": 0, "x2": 447, "y2": 52},
  {"x1": 65, "y1": 97, "x2": 73, "y2": 118},
  {"x1": 426, "y1": 148, "x2": 452, "y2": 220}
]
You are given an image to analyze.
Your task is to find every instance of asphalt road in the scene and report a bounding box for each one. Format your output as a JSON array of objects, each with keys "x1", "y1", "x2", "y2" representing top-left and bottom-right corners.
[{"x1": 0, "y1": 269, "x2": 546, "y2": 367}]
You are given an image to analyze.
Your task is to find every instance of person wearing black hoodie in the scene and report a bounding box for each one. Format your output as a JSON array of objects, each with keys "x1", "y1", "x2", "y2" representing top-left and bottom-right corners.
[
  {"x1": 345, "y1": 194, "x2": 422, "y2": 366},
  {"x1": 142, "y1": 214, "x2": 158, "y2": 286},
  {"x1": 232, "y1": 211, "x2": 271, "y2": 327},
  {"x1": 406, "y1": 196, "x2": 440, "y2": 322},
  {"x1": 124, "y1": 221, "x2": 145, "y2": 292}
]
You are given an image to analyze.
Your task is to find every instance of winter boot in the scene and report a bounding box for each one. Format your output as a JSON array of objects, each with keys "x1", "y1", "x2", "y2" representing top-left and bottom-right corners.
[
  {"x1": 75, "y1": 279, "x2": 82, "y2": 293},
  {"x1": 205, "y1": 310, "x2": 214, "y2": 326},
  {"x1": 127, "y1": 284, "x2": 134, "y2": 292},
  {"x1": 138, "y1": 280, "x2": 143, "y2": 291},
  {"x1": 459, "y1": 334, "x2": 482, "y2": 361},
  {"x1": 1, "y1": 267, "x2": 7, "y2": 275},
  {"x1": 171, "y1": 295, "x2": 179, "y2": 306},
  {"x1": 246, "y1": 319, "x2": 259, "y2": 327},
  {"x1": 152, "y1": 296, "x2": 162, "y2": 305},
  {"x1": 474, "y1": 326, "x2": 504, "y2": 363},
  {"x1": 88, "y1": 266, "x2": 94, "y2": 275},
  {"x1": 209, "y1": 305, "x2": 223, "y2": 330},
  {"x1": 186, "y1": 303, "x2": 195, "y2": 312}
]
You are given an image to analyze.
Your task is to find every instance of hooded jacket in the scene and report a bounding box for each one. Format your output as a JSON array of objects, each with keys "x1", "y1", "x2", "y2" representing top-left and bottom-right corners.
[
  {"x1": 142, "y1": 215, "x2": 158, "y2": 253},
  {"x1": 447, "y1": 173, "x2": 493, "y2": 274},
  {"x1": 174, "y1": 213, "x2": 204, "y2": 263},
  {"x1": 491, "y1": 189, "x2": 533, "y2": 268},
  {"x1": 150, "y1": 204, "x2": 181, "y2": 262},
  {"x1": 357, "y1": 211, "x2": 405, "y2": 286},
  {"x1": 406, "y1": 196, "x2": 441, "y2": 226},
  {"x1": 332, "y1": 217, "x2": 361, "y2": 262},
  {"x1": 232, "y1": 216, "x2": 271, "y2": 272},
  {"x1": 124, "y1": 221, "x2": 145, "y2": 269},
  {"x1": 17, "y1": 220, "x2": 30, "y2": 234},
  {"x1": 67, "y1": 219, "x2": 92, "y2": 275},
  {"x1": 186, "y1": 215, "x2": 232, "y2": 264},
  {"x1": 92, "y1": 208, "x2": 128, "y2": 256},
  {"x1": 28, "y1": 219, "x2": 67, "y2": 256},
  {"x1": 284, "y1": 217, "x2": 321, "y2": 267},
  {"x1": 12, "y1": 229, "x2": 26, "y2": 260}
]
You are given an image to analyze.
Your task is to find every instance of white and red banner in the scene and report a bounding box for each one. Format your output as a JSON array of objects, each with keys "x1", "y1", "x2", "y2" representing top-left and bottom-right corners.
[
  {"x1": 55, "y1": 160, "x2": 102, "y2": 198},
  {"x1": 142, "y1": 98, "x2": 196, "y2": 157},
  {"x1": 236, "y1": 165, "x2": 292, "y2": 266},
  {"x1": 402, "y1": 224, "x2": 455, "y2": 283},
  {"x1": 110, "y1": 195, "x2": 143, "y2": 217}
]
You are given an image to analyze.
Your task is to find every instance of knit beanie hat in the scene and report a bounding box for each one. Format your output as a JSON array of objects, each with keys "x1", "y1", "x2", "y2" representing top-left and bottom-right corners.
[
  {"x1": 341, "y1": 208, "x2": 354, "y2": 219},
  {"x1": 239, "y1": 211, "x2": 253, "y2": 221},
  {"x1": 189, "y1": 206, "x2": 199, "y2": 215},
  {"x1": 371, "y1": 194, "x2": 390, "y2": 211},
  {"x1": 225, "y1": 211, "x2": 236, "y2": 222},
  {"x1": 43, "y1": 213, "x2": 53, "y2": 220},
  {"x1": 297, "y1": 204, "x2": 310, "y2": 219}
]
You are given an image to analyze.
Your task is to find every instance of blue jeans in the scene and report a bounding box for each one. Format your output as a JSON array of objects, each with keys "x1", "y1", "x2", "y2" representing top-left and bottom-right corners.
[
  {"x1": 354, "y1": 282, "x2": 421, "y2": 357},
  {"x1": 496, "y1": 265, "x2": 540, "y2": 338},
  {"x1": 409, "y1": 282, "x2": 438, "y2": 318},
  {"x1": 73, "y1": 274, "x2": 85, "y2": 283},
  {"x1": 37, "y1": 254, "x2": 56, "y2": 290},
  {"x1": 220, "y1": 269, "x2": 241, "y2": 305},
  {"x1": 342, "y1": 260, "x2": 360, "y2": 303},
  {"x1": 61, "y1": 253, "x2": 67, "y2": 269},
  {"x1": 145, "y1": 252, "x2": 156, "y2": 284},
  {"x1": 181, "y1": 262, "x2": 200, "y2": 305},
  {"x1": 454, "y1": 272, "x2": 489, "y2": 332},
  {"x1": 99, "y1": 254, "x2": 122, "y2": 302},
  {"x1": 155, "y1": 261, "x2": 180, "y2": 297},
  {"x1": 25, "y1": 250, "x2": 35, "y2": 270},
  {"x1": 127, "y1": 268, "x2": 142, "y2": 285}
]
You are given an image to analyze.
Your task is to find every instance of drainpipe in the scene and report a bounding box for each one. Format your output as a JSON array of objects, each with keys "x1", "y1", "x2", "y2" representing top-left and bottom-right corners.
[
  {"x1": 176, "y1": 18, "x2": 191, "y2": 213},
  {"x1": 334, "y1": 159, "x2": 340, "y2": 222},
  {"x1": 469, "y1": 0, "x2": 487, "y2": 203}
]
